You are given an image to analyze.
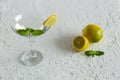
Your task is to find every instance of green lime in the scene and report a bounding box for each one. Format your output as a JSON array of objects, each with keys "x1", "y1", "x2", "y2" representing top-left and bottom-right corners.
[{"x1": 82, "y1": 24, "x2": 103, "y2": 43}]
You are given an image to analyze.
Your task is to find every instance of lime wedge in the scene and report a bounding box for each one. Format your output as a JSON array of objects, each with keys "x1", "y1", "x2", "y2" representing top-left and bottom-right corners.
[
  {"x1": 43, "y1": 14, "x2": 57, "y2": 28},
  {"x1": 72, "y1": 36, "x2": 89, "y2": 52}
]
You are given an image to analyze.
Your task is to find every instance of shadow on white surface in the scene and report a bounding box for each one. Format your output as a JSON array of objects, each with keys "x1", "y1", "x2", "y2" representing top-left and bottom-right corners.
[{"x1": 55, "y1": 35, "x2": 75, "y2": 54}]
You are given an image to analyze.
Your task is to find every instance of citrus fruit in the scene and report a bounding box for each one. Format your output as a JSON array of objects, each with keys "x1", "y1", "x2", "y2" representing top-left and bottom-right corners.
[
  {"x1": 72, "y1": 36, "x2": 89, "y2": 52},
  {"x1": 43, "y1": 14, "x2": 57, "y2": 28},
  {"x1": 82, "y1": 24, "x2": 103, "y2": 43}
]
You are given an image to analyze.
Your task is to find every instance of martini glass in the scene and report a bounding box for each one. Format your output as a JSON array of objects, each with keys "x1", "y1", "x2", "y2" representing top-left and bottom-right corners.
[{"x1": 10, "y1": 11, "x2": 56, "y2": 66}]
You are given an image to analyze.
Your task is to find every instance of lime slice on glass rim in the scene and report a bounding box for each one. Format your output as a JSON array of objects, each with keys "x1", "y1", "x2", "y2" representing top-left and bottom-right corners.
[{"x1": 43, "y1": 14, "x2": 57, "y2": 28}]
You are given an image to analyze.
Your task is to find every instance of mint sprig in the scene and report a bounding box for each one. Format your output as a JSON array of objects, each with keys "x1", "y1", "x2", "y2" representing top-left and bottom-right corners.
[
  {"x1": 84, "y1": 50, "x2": 104, "y2": 57},
  {"x1": 16, "y1": 28, "x2": 44, "y2": 36}
]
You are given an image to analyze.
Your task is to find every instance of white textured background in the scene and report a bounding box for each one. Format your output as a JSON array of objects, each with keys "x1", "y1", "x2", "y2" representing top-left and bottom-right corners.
[{"x1": 0, "y1": 0, "x2": 120, "y2": 80}]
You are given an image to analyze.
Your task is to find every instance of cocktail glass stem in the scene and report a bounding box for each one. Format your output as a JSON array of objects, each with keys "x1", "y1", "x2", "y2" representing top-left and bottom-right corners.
[{"x1": 20, "y1": 36, "x2": 43, "y2": 66}]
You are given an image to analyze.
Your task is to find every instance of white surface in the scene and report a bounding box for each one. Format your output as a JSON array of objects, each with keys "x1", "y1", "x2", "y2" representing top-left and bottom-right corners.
[{"x1": 0, "y1": 0, "x2": 120, "y2": 80}]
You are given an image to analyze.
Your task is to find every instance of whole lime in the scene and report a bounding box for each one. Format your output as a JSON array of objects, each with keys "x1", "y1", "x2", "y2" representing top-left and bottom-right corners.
[{"x1": 82, "y1": 24, "x2": 103, "y2": 43}]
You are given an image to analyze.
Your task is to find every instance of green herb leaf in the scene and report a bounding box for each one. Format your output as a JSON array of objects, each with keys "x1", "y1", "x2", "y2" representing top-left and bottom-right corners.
[
  {"x1": 85, "y1": 50, "x2": 95, "y2": 56},
  {"x1": 84, "y1": 50, "x2": 104, "y2": 57},
  {"x1": 31, "y1": 30, "x2": 44, "y2": 36},
  {"x1": 26, "y1": 28, "x2": 31, "y2": 31},
  {"x1": 16, "y1": 29, "x2": 29, "y2": 36},
  {"x1": 16, "y1": 28, "x2": 44, "y2": 36},
  {"x1": 95, "y1": 51, "x2": 104, "y2": 56}
]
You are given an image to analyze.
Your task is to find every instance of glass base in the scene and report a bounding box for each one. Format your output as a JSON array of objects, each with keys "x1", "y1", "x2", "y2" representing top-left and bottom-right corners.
[{"x1": 20, "y1": 50, "x2": 43, "y2": 66}]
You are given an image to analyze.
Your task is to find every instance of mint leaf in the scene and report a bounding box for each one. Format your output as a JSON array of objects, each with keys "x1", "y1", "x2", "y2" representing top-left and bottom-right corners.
[
  {"x1": 85, "y1": 50, "x2": 96, "y2": 57},
  {"x1": 95, "y1": 51, "x2": 104, "y2": 56},
  {"x1": 16, "y1": 29, "x2": 29, "y2": 36},
  {"x1": 31, "y1": 30, "x2": 44, "y2": 36},
  {"x1": 84, "y1": 50, "x2": 104, "y2": 57},
  {"x1": 26, "y1": 28, "x2": 31, "y2": 31}
]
